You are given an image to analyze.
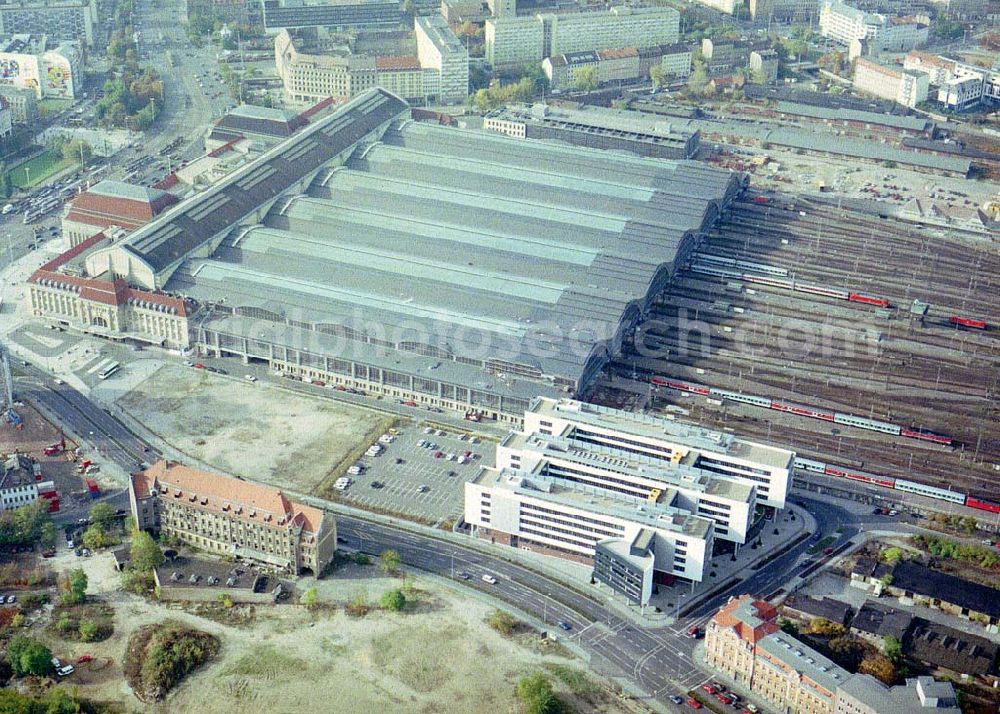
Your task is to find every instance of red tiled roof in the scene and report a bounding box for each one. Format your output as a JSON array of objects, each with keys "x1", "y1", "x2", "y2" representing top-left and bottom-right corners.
[
  {"x1": 298, "y1": 96, "x2": 335, "y2": 122},
  {"x1": 597, "y1": 47, "x2": 639, "y2": 60},
  {"x1": 35, "y1": 231, "x2": 108, "y2": 273},
  {"x1": 713, "y1": 595, "x2": 780, "y2": 644},
  {"x1": 28, "y1": 267, "x2": 189, "y2": 318},
  {"x1": 375, "y1": 55, "x2": 421, "y2": 71},
  {"x1": 69, "y1": 191, "x2": 176, "y2": 223}
]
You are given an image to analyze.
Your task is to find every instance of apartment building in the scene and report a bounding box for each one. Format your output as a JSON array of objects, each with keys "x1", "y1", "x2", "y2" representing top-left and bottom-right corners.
[
  {"x1": 691, "y1": 0, "x2": 740, "y2": 13},
  {"x1": 820, "y1": 1, "x2": 928, "y2": 54},
  {"x1": 903, "y1": 51, "x2": 993, "y2": 110},
  {"x1": 485, "y1": 6, "x2": 679, "y2": 69},
  {"x1": 750, "y1": 49, "x2": 779, "y2": 83},
  {"x1": 487, "y1": 0, "x2": 514, "y2": 17},
  {"x1": 706, "y1": 595, "x2": 961, "y2": 714},
  {"x1": 414, "y1": 15, "x2": 469, "y2": 104},
  {"x1": 702, "y1": 38, "x2": 754, "y2": 75},
  {"x1": 130, "y1": 460, "x2": 336, "y2": 575},
  {"x1": 0, "y1": 34, "x2": 81, "y2": 99},
  {"x1": 904, "y1": 50, "x2": 960, "y2": 85},
  {"x1": 853, "y1": 57, "x2": 928, "y2": 108},
  {"x1": 0, "y1": 85, "x2": 37, "y2": 123},
  {"x1": 0, "y1": 0, "x2": 98, "y2": 46},
  {"x1": 656, "y1": 43, "x2": 693, "y2": 79},
  {"x1": 0, "y1": 455, "x2": 55, "y2": 513},
  {"x1": 523, "y1": 398, "x2": 793, "y2": 509},
  {"x1": 750, "y1": 0, "x2": 821, "y2": 22}
]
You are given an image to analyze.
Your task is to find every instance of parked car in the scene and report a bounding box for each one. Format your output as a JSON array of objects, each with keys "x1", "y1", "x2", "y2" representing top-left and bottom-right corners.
[
  {"x1": 481, "y1": 574, "x2": 497, "y2": 584},
  {"x1": 557, "y1": 621, "x2": 571, "y2": 631},
  {"x1": 688, "y1": 626, "x2": 702, "y2": 639},
  {"x1": 687, "y1": 699, "x2": 702, "y2": 709}
]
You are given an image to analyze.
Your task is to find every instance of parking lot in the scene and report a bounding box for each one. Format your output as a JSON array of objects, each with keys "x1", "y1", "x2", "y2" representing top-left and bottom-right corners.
[{"x1": 336, "y1": 421, "x2": 496, "y2": 525}]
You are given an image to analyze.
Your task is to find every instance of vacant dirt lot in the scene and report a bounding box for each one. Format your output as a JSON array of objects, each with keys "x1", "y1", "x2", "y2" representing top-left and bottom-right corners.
[
  {"x1": 42, "y1": 554, "x2": 634, "y2": 714},
  {"x1": 117, "y1": 365, "x2": 391, "y2": 494}
]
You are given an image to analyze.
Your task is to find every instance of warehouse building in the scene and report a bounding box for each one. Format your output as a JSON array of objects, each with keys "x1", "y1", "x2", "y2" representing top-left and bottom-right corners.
[{"x1": 130, "y1": 460, "x2": 336, "y2": 575}]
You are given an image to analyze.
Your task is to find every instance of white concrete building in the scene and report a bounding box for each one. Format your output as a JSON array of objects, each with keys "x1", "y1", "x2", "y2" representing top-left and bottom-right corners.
[
  {"x1": 524, "y1": 398, "x2": 794, "y2": 509},
  {"x1": 414, "y1": 15, "x2": 469, "y2": 104},
  {"x1": 691, "y1": 0, "x2": 740, "y2": 13},
  {"x1": 0, "y1": 455, "x2": 54, "y2": 512},
  {"x1": 820, "y1": 1, "x2": 928, "y2": 54},
  {"x1": 485, "y1": 6, "x2": 679, "y2": 69},
  {"x1": 853, "y1": 57, "x2": 928, "y2": 108},
  {"x1": 0, "y1": 34, "x2": 81, "y2": 99},
  {"x1": 487, "y1": 0, "x2": 514, "y2": 17}
]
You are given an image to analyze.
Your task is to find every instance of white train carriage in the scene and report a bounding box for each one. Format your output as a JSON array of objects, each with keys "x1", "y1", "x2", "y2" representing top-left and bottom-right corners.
[
  {"x1": 709, "y1": 388, "x2": 773, "y2": 408},
  {"x1": 833, "y1": 413, "x2": 902, "y2": 435},
  {"x1": 793, "y1": 457, "x2": 827, "y2": 474},
  {"x1": 894, "y1": 479, "x2": 965, "y2": 504}
]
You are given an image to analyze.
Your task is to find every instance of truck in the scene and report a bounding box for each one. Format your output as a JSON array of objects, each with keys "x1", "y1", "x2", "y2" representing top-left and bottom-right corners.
[{"x1": 43, "y1": 436, "x2": 66, "y2": 456}]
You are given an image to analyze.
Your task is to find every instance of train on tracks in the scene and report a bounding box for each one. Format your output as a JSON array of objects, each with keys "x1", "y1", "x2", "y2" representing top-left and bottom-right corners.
[
  {"x1": 649, "y1": 377, "x2": 953, "y2": 446},
  {"x1": 688, "y1": 260, "x2": 892, "y2": 308},
  {"x1": 793, "y1": 456, "x2": 1000, "y2": 515},
  {"x1": 949, "y1": 315, "x2": 989, "y2": 330}
]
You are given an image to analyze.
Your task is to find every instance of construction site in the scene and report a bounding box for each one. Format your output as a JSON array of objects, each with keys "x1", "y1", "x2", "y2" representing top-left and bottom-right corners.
[{"x1": 593, "y1": 195, "x2": 1000, "y2": 507}]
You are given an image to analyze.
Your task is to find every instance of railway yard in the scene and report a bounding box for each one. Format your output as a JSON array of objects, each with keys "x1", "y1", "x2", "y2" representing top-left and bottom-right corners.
[{"x1": 592, "y1": 195, "x2": 1000, "y2": 510}]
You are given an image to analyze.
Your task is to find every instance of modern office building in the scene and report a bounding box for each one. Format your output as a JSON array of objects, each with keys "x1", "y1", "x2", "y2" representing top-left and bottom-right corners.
[
  {"x1": 938, "y1": 73, "x2": 987, "y2": 110},
  {"x1": 706, "y1": 595, "x2": 962, "y2": 714},
  {"x1": 0, "y1": 34, "x2": 81, "y2": 98},
  {"x1": 820, "y1": 1, "x2": 928, "y2": 54},
  {"x1": 903, "y1": 51, "x2": 993, "y2": 110},
  {"x1": 523, "y1": 397, "x2": 793, "y2": 509},
  {"x1": 261, "y1": 0, "x2": 402, "y2": 33},
  {"x1": 0, "y1": 0, "x2": 97, "y2": 45},
  {"x1": 414, "y1": 15, "x2": 468, "y2": 104},
  {"x1": 130, "y1": 460, "x2": 336, "y2": 575},
  {"x1": 483, "y1": 103, "x2": 700, "y2": 160},
  {"x1": 853, "y1": 58, "x2": 928, "y2": 108},
  {"x1": 485, "y1": 6, "x2": 679, "y2": 69}
]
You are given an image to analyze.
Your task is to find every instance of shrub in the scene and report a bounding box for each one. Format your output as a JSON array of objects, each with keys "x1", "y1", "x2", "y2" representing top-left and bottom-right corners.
[
  {"x1": 379, "y1": 589, "x2": 406, "y2": 612},
  {"x1": 123, "y1": 622, "x2": 219, "y2": 702},
  {"x1": 487, "y1": 608, "x2": 517, "y2": 636},
  {"x1": 79, "y1": 619, "x2": 99, "y2": 642}
]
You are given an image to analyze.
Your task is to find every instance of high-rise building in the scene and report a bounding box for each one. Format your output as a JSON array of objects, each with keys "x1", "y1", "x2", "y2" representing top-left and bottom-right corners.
[
  {"x1": 750, "y1": 0, "x2": 821, "y2": 22},
  {"x1": 486, "y1": 6, "x2": 679, "y2": 69},
  {"x1": 414, "y1": 15, "x2": 469, "y2": 104},
  {"x1": 0, "y1": 35, "x2": 81, "y2": 99},
  {"x1": 0, "y1": 0, "x2": 98, "y2": 45}
]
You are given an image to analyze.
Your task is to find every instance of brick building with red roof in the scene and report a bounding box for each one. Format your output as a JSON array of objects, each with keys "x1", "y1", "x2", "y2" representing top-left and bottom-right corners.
[
  {"x1": 129, "y1": 460, "x2": 337, "y2": 575},
  {"x1": 62, "y1": 180, "x2": 179, "y2": 246}
]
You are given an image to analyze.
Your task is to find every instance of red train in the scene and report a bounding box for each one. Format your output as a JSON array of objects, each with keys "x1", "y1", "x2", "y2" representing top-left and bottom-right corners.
[
  {"x1": 899, "y1": 428, "x2": 953, "y2": 446},
  {"x1": 752, "y1": 196, "x2": 770, "y2": 204},
  {"x1": 965, "y1": 497, "x2": 1000, "y2": 514},
  {"x1": 950, "y1": 315, "x2": 987, "y2": 330},
  {"x1": 849, "y1": 293, "x2": 891, "y2": 308}
]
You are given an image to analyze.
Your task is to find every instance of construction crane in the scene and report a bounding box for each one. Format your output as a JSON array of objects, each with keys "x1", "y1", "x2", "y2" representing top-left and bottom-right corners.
[{"x1": 0, "y1": 343, "x2": 21, "y2": 429}]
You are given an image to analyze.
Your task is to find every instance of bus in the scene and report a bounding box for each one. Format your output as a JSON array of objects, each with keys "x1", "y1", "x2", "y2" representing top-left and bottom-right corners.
[{"x1": 97, "y1": 362, "x2": 120, "y2": 380}]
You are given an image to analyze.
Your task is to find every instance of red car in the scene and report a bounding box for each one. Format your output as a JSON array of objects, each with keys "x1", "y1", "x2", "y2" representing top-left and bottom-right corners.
[
  {"x1": 463, "y1": 450, "x2": 472, "y2": 458},
  {"x1": 76, "y1": 655, "x2": 93, "y2": 664},
  {"x1": 313, "y1": 380, "x2": 325, "y2": 387},
  {"x1": 434, "y1": 451, "x2": 443, "y2": 459},
  {"x1": 822, "y1": 547, "x2": 835, "y2": 555},
  {"x1": 701, "y1": 684, "x2": 716, "y2": 695},
  {"x1": 716, "y1": 694, "x2": 733, "y2": 705},
  {"x1": 193, "y1": 363, "x2": 205, "y2": 369},
  {"x1": 688, "y1": 626, "x2": 702, "y2": 639},
  {"x1": 687, "y1": 699, "x2": 702, "y2": 709}
]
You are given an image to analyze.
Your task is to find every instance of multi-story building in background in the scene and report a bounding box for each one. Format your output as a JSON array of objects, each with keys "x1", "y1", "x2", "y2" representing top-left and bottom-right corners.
[
  {"x1": 903, "y1": 50, "x2": 996, "y2": 110},
  {"x1": 486, "y1": 6, "x2": 679, "y2": 69},
  {"x1": 414, "y1": 15, "x2": 468, "y2": 104},
  {"x1": 853, "y1": 57, "x2": 928, "y2": 107},
  {"x1": 487, "y1": 0, "x2": 514, "y2": 17},
  {"x1": 0, "y1": 0, "x2": 97, "y2": 45},
  {"x1": 706, "y1": 595, "x2": 962, "y2": 714},
  {"x1": 130, "y1": 460, "x2": 337, "y2": 575},
  {"x1": 750, "y1": 0, "x2": 821, "y2": 22},
  {"x1": 691, "y1": 0, "x2": 740, "y2": 13},
  {"x1": 261, "y1": 0, "x2": 402, "y2": 33},
  {"x1": 702, "y1": 38, "x2": 754, "y2": 75},
  {"x1": 0, "y1": 34, "x2": 81, "y2": 98},
  {"x1": 750, "y1": 48, "x2": 779, "y2": 83},
  {"x1": 0, "y1": 83, "x2": 36, "y2": 122},
  {"x1": 820, "y1": 1, "x2": 928, "y2": 54}
]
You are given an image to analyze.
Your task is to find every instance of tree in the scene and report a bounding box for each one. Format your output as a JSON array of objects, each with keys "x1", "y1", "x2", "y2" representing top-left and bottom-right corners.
[
  {"x1": 806, "y1": 618, "x2": 845, "y2": 637},
  {"x1": 0, "y1": 165, "x2": 10, "y2": 199},
  {"x1": 6, "y1": 635, "x2": 53, "y2": 677},
  {"x1": 487, "y1": 608, "x2": 517, "y2": 636},
  {"x1": 650, "y1": 65, "x2": 666, "y2": 90},
  {"x1": 378, "y1": 549, "x2": 401, "y2": 575},
  {"x1": 130, "y1": 529, "x2": 164, "y2": 572},
  {"x1": 687, "y1": 59, "x2": 709, "y2": 96},
  {"x1": 39, "y1": 521, "x2": 57, "y2": 550},
  {"x1": 380, "y1": 588, "x2": 406, "y2": 612},
  {"x1": 82, "y1": 524, "x2": 110, "y2": 551},
  {"x1": 574, "y1": 65, "x2": 599, "y2": 92},
  {"x1": 779, "y1": 618, "x2": 799, "y2": 635},
  {"x1": 62, "y1": 568, "x2": 87, "y2": 605},
  {"x1": 860, "y1": 653, "x2": 897, "y2": 685},
  {"x1": 79, "y1": 619, "x2": 99, "y2": 642},
  {"x1": 61, "y1": 138, "x2": 92, "y2": 166},
  {"x1": 829, "y1": 637, "x2": 864, "y2": 670},
  {"x1": 301, "y1": 587, "x2": 318, "y2": 610},
  {"x1": 750, "y1": 68, "x2": 768, "y2": 85},
  {"x1": 884, "y1": 636, "x2": 903, "y2": 663},
  {"x1": 517, "y1": 672, "x2": 560, "y2": 714},
  {"x1": 90, "y1": 503, "x2": 116, "y2": 531}
]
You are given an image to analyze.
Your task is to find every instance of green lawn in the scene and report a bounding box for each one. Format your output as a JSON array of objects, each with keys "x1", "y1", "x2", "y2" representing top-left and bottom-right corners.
[
  {"x1": 807, "y1": 535, "x2": 838, "y2": 555},
  {"x1": 8, "y1": 150, "x2": 76, "y2": 189}
]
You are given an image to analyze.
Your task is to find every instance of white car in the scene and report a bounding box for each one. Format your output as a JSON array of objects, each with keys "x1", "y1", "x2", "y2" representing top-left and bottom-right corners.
[
  {"x1": 481, "y1": 574, "x2": 497, "y2": 585},
  {"x1": 244, "y1": 374, "x2": 257, "y2": 382},
  {"x1": 56, "y1": 664, "x2": 74, "y2": 677}
]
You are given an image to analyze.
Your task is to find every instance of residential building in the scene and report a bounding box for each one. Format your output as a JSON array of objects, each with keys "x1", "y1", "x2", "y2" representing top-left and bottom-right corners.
[
  {"x1": 485, "y1": 6, "x2": 679, "y2": 69},
  {"x1": 701, "y1": 38, "x2": 753, "y2": 75},
  {"x1": 414, "y1": 15, "x2": 469, "y2": 104},
  {"x1": 656, "y1": 42, "x2": 692, "y2": 79},
  {"x1": 521, "y1": 397, "x2": 793, "y2": 509},
  {"x1": 781, "y1": 595, "x2": 853, "y2": 625},
  {"x1": 0, "y1": 455, "x2": 55, "y2": 512},
  {"x1": 0, "y1": 0, "x2": 97, "y2": 45},
  {"x1": 692, "y1": 0, "x2": 740, "y2": 12},
  {"x1": 906, "y1": 618, "x2": 998, "y2": 676},
  {"x1": 927, "y1": 0, "x2": 997, "y2": 20},
  {"x1": 0, "y1": 34, "x2": 81, "y2": 99},
  {"x1": 903, "y1": 50, "x2": 959, "y2": 85},
  {"x1": 0, "y1": 97, "x2": 11, "y2": 138},
  {"x1": 706, "y1": 595, "x2": 962, "y2": 714},
  {"x1": 61, "y1": 180, "x2": 179, "y2": 246},
  {"x1": 853, "y1": 58, "x2": 928, "y2": 108},
  {"x1": 938, "y1": 73, "x2": 986, "y2": 110},
  {"x1": 750, "y1": 0, "x2": 821, "y2": 22},
  {"x1": 486, "y1": 0, "x2": 514, "y2": 17},
  {"x1": 0, "y1": 84, "x2": 36, "y2": 123},
  {"x1": 750, "y1": 48, "x2": 779, "y2": 83},
  {"x1": 465, "y1": 466, "x2": 715, "y2": 583},
  {"x1": 129, "y1": 460, "x2": 337, "y2": 575},
  {"x1": 849, "y1": 600, "x2": 913, "y2": 651},
  {"x1": 820, "y1": 1, "x2": 928, "y2": 54},
  {"x1": 261, "y1": 0, "x2": 402, "y2": 33},
  {"x1": 440, "y1": 0, "x2": 486, "y2": 22}
]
